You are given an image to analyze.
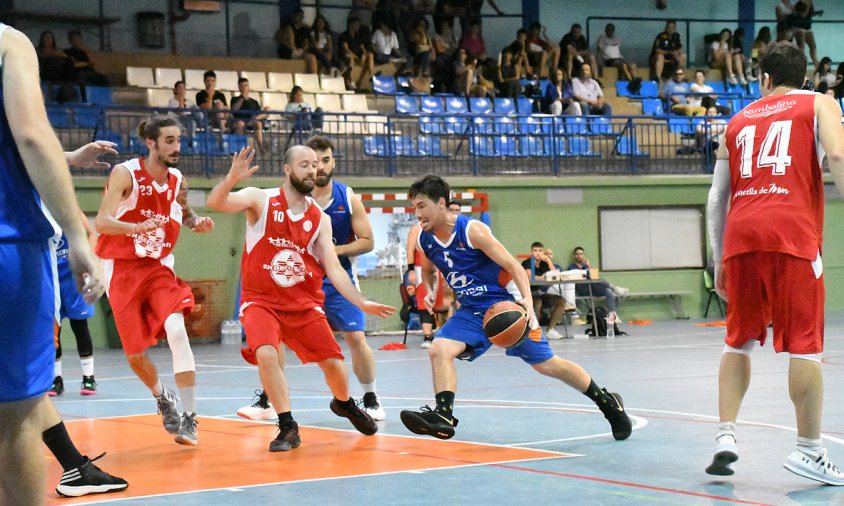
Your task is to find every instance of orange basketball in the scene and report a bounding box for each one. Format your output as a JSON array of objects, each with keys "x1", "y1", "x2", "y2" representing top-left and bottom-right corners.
[{"x1": 483, "y1": 301, "x2": 528, "y2": 348}]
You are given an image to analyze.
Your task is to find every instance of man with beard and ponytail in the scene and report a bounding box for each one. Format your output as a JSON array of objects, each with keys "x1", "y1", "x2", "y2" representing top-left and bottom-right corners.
[
  {"x1": 236, "y1": 136, "x2": 386, "y2": 422},
  {"x1": 207, "y1": 145, "x2": 395, "y2": 452},
  {"x1": 95, "y1": 115, "x2": 215, "y2": 447}
]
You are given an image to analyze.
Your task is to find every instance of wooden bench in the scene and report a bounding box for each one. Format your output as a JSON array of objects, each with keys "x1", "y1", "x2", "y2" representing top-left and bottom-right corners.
[{"x1": 576, "y1": 290, "x2": 693, "y2": 319}]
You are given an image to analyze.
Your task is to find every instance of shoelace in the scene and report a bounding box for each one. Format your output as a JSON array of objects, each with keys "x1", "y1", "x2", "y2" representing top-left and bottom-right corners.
[
  {"x1": 817, "y1": 452, "x2": 842, "y2": 473},
  {"x1": 252, "y1": 389, "x2": 270, "y2": 408}
]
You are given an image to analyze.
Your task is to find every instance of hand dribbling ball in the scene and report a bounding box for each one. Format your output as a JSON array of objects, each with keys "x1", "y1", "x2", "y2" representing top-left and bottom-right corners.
[{"x1": 482, "y1": 301, "x2": 528, "y2": 348}]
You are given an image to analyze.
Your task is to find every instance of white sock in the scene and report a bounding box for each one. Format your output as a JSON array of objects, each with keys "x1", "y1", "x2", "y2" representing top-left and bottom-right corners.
[
  {"x1": 54, "y1": 360, "x2": 62, "y2": 378},
  {"x1": 151, "y1": 379, "x2": 164, "y2": 397},
  {"x1": 716, "y1": 421, "x2": 736, "y2": 440},
  {"x1": 179, "y1": 386, "x2": 196, "y2": 414},
  {"x1": 360, "y1": 380, "x2": 376, "y2": 395},
  {"x1": 797, "y1": 436, "x2": 823, "y2": 458},
  {"x1": 80, "y1": 357, "x2": 94, "y2": 377}
]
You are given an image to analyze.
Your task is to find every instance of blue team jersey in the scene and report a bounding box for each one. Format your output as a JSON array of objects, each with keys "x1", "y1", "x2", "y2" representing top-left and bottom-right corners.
[
  {"x1": 320, "y1": 180, "x2": 356, "y2": 274},
  {"x1": 419, "y1": 214, "x2": 517, "y2": 311},
  {"x1": 0, "y1": 24, "x2": 54, "y2": 242}
]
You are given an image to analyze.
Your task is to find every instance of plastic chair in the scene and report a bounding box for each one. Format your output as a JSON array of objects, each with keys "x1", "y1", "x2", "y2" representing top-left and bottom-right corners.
[
  {"x1": 516, "y1": 97, "x2": 534, "y2": 114},
  {"x1": 399, "y1": 282, "x2": 422, "y2": 344},
  {"x1": 417, "y1": 136, "x2": 443, "y2": 156},
  {"x1": 418, "y1": 116, "x2": 444, "y2": 134},
  {"x1": 616, "y1": 136, "x2": 649, "y2": 156},
  {"x1": 420, "y1": 96, "x2": 444, "y2": 114},
  {"x1": 395, "y1": 95, "x2": 419, "y2": 114},
  {"x1": 494, "y1": 136, "x2": 519, "y2": 156},
  {"x1": 642, "y1": 98, "x2": 664, "y2": 115},
  {"x1": 703, "y1": 270, "x2": 724, "y2": 317},
  {"x1": 372, "y1": 75, "x2": 398, "y2": 96},
  {"x1": 470, "y1": 136, "x2": 495, "y2": 156},
  {"x1": 519, "y1": 136, "x2": 550, "y2": 157},
  {"x1": 364, "y1": 135, "x2": 389, "y2": 156},
  {"x1": 567, "y1": 136, "x2": 596, "y2": 156},
  {"x1": 85, "y1": 86, "x2": 113, "y2": 105},
  {"x1": 494, "y1": 98, "x2": 515, "y2": 115},
  {"x1": 445, "y1": 96, "x2": 468, "y2": 114},
  {"x1": 469, "y1": 97, "x2": 492, "y2": 114}
]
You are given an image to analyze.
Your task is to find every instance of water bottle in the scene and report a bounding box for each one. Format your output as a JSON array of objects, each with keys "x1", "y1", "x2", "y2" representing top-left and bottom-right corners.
[
  {"x1": 605, "y1": 315, "x2": 615, "y2": 339},
  {"x1": 221, "y1": 320, "x2": 241, "y2": 345}
]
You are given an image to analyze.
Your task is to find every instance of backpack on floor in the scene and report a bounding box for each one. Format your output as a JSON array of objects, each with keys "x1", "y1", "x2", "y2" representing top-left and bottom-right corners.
[{"x1": 585, "y1": 306, "x2": 627, "y2": 337}]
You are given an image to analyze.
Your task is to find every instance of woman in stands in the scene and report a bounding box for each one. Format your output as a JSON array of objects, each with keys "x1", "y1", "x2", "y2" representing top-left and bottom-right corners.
[
  {"x1": 708, "y1": 28, "x2": 746, "y2": 86},
  {"x1": 310, "y1": 15, "x2": 338, "y2": 76},
  {"x1": 543, "y1": 68, "x2": 581, "y2": 116},
  {"x1": 36, "y1": 31, "x2": 75, "y2": 85},
  {"x1": 813, "y1": 57, "x2": 835, "y2": 90},
  {"x1": 409, "y1": 17, "x2": 434, "y2": 78}
]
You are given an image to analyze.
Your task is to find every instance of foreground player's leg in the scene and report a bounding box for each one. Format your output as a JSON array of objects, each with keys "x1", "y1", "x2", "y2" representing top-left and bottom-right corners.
[
  {"x1": 0, "y1": 396, "x2": 46, "y2": 505},
  {"x1": 42, "y1": 400, "x2": 127, "y2": 497},
  {"x1": 344, "y1": 330, "x2": 385, "y2": 420},
  {"x1": 320, "y1": 358, "x2": 377, "y2": 435},
  {"x1": 165, "y1": 313, "x2": 199, "y2": 446},
  {"x1": 254, "y1": 345, "x2": 300, "y2": 452},
  {"x1": 706, "y1": 346, "x2": 750, "y2": 476},
  {"x1": 400, "y1": 338, "x2": 463, "y2": 439},
  {"x1": 69, "y1": 319, "x2": 96, "y2": 395},
  {"x1": 237, "y1": 346, "x2": 283, "y2": 421},
  {"x1": 125, "y1": 353, "x2": 181, "y2": 436}
]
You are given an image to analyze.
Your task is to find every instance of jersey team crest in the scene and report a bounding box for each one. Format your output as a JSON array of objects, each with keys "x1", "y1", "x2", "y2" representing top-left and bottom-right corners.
[
  {"x1": 133, "y1": 227, "x2": 168, "y2": 259},
  {"x1": 268, "y1": 248, "x2": 307, "y2": 287}
]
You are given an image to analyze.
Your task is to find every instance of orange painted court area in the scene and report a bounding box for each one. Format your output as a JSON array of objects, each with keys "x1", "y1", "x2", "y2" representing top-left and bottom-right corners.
[{"x1": 46, "y1": 415, "x2": 571, "y2": 503}]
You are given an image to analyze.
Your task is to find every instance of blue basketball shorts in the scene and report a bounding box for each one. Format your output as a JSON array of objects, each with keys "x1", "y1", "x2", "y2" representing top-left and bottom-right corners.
[
  {"x1": 322, "y1": 271, "x2": 366, "y2": 333},
  {"x1": 437, "y1": 305, "x2": 555, "y2": 364},
  {"x1": 0, "y1": 240, "x2": 56, "y2": 402},
  {"x1": 57, "y1": 261, "x2": 94, "y2": 320}
]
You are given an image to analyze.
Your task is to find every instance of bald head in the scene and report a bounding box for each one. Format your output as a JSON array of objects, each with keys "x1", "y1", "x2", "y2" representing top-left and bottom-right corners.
[{"x1": 283, "y1": 145, "x2": 315, "y2": 167}]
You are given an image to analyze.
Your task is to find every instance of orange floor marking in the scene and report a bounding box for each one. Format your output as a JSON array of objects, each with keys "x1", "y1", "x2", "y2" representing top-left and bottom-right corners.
[{"x1": 46, "y1": 415, "x2": 571, "y2": 503}]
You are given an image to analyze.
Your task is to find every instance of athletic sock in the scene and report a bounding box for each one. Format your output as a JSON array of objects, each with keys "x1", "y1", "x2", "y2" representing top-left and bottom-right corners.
[
  {"x1": 179, "y1": 386, "x2": 196, "y2": 414},
  {"x1": 360, "y1": 380, "x2": 376, "y2": 394},
  {"x1": 54, "y1": 360, "x2": 62, "y2": 378},
  {"x1": 80, "y1": 357, "x2": 94, "y2": 377},
  {"x1": 423, "y1": 333, "x2": 434, "y2": 341},
  {"x1": 582, "y1": 379, "x2": 604, "y2": 403},
  {"x1": 716, "y1": 421, "x2": 737, "y2": 439},
  {"x1": 43, "y1": 422, "x2": 86, "y2": 471},
  {"x1": 435, "y1": 391, "x2": 455, "y2": 417},
  {"x1": 797, "y1": 436, "x2": 823, "y2": 458},
  {"x1": 278, "y1": 411, "x2": 294, "y2": 427},
  {"x1": 151, "y1": 379, "x2": 164, "y2": 397}
]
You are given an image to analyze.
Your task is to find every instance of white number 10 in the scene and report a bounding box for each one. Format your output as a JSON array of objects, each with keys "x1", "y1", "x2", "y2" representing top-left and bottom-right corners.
[{"x1": 736, "y1": 120, "x2": 793, "y2": 178}]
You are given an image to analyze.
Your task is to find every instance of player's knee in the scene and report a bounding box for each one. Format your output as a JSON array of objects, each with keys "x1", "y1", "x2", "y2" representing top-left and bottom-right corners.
[
  {"x1": 343, "y1": 331, "x2": 367, "y2": 348},
  {"x1": 723, "y1": 340, "x2": 755, "y2": 356},
  {"x1": 255, "y1": 345, "x2": 279, "y2": 367},
  {"x1": 125, "y1": 353, "x2": 147, "y2": 367}
]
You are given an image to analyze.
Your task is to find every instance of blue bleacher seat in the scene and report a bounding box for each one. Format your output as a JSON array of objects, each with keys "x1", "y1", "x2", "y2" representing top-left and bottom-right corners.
[
  {"x1": 616, "y1": 80, "x2": 632, "y2": 98},
  {"x1": 667, "y1": 117, "x2": 695, "y2": 135},
  {"x1": 567, "y1": 136, "x2": 596, "y2": 156},
  {"x1": 494, "y1": 116, "x2": 516, "y2": 134},
  {"x1": 444, "y1": 115, "x2": 468, "y2": 134},
  {"x1": 222, "y1": 134, "x2": 248, "y2": 154},
  {"x1": 706, "y1": 81, "x2": 726, "y2": 94},
  {"x1": 472, "y1": 116, "x2": 494, "y2": 134},
  {"x1": 617, "y1": 136, "x2": 649, "y2": 156},
  {"x1": 129, "y1": 136, "x2": 149, "y2": 155},
  {"x1": 494, "y1": 136, "x2": 520, "y2": 156},
  {"x1": 747, "y1": 80, "x2": 760, "y2": 98},
  {"x1": 195, "y1": 135, "x2": 223, "y2": 155},
  {"x1": 470, "y1": 136, "x2": 494, "y2": 156},
  {"x1": 445, "y1": 96, "x2": 468, "y2": 114},
  {"x1": 516, "y1": 97, "x2": 534, "y2": 114},
  {"x1": 587, "y1": 116, "x2": 614, "y2": 135},
  {"x1": 73, "y1": 106, "x2": 101, "y2": 129},
  {"x1": 564, "y1": 116, "x2": 588, "y2": 135},
  {"x1": 519, "y1": 136, "x2": 550, "y2": 157},
  {"x1": 372, "y1": 75, "x2": 398, "y2": 95},
  {"x1": 417, "y1": 136, "x2": 443, "y2": 156},
  {"x1": 392, "y1": 135, "x2": 416, "y2": 156},
  {"x1": 418, "y1": 116, "x2": 444, "y2": 134},
  {"x1": 85, "y1": 86, "x2": 113, "y2": 105},
  {"x1": 554, "y1": 137, "x2": 568, "y2": 156},
  {"x1": 395, "y1": 95, "x2": 419, "y2": 114},
  {"x1": 494, "y1": 98, "x2": 515, "y2": 115},
  {"x1": 46, "y1": 106, "x2": 71, "y2": 128},
  {"x1": 469, "y1": 97, "x2": 492, "y2": 114},
  {"x1": 631, "y1": 80, "x2": 659, "y2": 99},
  {"x1": 420, "y1": 96, "x2": 443, "y2": 114},
  {"x1": 520, "y1": 115, "x2": 552, "y2": 135},
  {"x1": 180, "y1": 136, "x2": 193, "y2": 155},
  {"x1": 642, "y1": 98, "x2": 664, "y2": 115},
  {"x1": 97, "y1": 130, "x2": 124, "y2": 152},
  {"x1": 364, "y1": 135, "x2": 389, "y2": 156}
]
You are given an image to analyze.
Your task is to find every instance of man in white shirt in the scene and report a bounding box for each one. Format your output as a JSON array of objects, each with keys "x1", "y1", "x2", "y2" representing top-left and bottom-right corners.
[
  {"x1": 572, "y1": 64, "x2": 612, "y2": 116},
  {"x1": 596, "y1": 24, "x2": 635, "y2": 81},
  {"x1": 371, "y1": 19, "x2": 406, "y2": 66}
]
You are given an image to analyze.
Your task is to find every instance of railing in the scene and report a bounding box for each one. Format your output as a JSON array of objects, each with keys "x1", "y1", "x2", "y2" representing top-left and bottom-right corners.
[{"x1": 53, "y1": 104, "x2": 737, "y2": 178}]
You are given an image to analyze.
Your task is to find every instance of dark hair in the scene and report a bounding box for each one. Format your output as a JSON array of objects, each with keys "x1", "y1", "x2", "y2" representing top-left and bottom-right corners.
[
  {"x1": 137, "y1": 115, "x2": 182, "y2": 140},
  {"x1": 448, "y1": 200, "x2": 463, "y2": 207},
  {"x1": 313, "y1": 14, "x2": 331, "y2": 33},
  {"x1": 666, "y1": 19, "x2": 677, "y2": 26},
  {"x1": 203, "y1": 70, "x2": 216, "y2": 80},
  {"x1": 290, "y1": 85, "x2": 304, "y2": 99},
  {"x1": 173, "y1": 80, "x2": 185, "y2": 89},
  {"x1": 529, "y1": 22, "x2": 541, "y2": 31},
  {"x1": 306, "y1": 135, "x2": 334, "y2": 152},
  {"x1": 719, "y1": 28, "x2": 732, "y2": 40},
  {"x1": 606, "y1": 23, "x2": 615, "y2": 31},
  {"x1": 517, "y1": 28, "x2": 527, "y2": 36},
  {"x1": 818, "y1": 56, "x2": 832, "y2": 72},
  {"x1": 572, "y1": 246, "x2": 584, "y2": 254},
  {"x1": 531, "y1": 241, "x2": 544, "y2": 249},
  {"x1": 754, "y1": 26, "x2": 771, "y2": 44},
  {"x1": 68, "y1": 30, "x2": 81, "y2": 39},
  {"x1": 409, "y1": 175, "x2": 450, "y2": 205},
  {"x1": 38, "y1": 31, "x2": 56, "y2": 50},
  {"x1": 571, "y1": 23, "x2": 582, "y2": 31},
  {"x1": 238, "y1": 77, "x2": 249, "y2": 85},
  {"x1": 760, "y1": 44, "x2": 807, "y2": 89}
]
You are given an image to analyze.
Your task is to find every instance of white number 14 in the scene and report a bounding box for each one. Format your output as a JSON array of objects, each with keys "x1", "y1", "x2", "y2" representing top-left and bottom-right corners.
[{"x1": 736, "y1": 120, "x2": 793, "y2": 178}]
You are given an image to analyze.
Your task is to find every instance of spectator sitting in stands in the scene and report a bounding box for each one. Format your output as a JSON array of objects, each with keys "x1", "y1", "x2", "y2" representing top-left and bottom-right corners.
[
  {"x1": 750, "y1": 26, "x2": 772, "y2": 80},
  {"x1": 459, "y1": 18, "x2": 500, "y2": 87},
  {"x1": 731, "y1": 28, "x2": 754, "y2": 83},
  {"x1": 543, "y1": 68, "x2": 581, "y2": 116},
  {"x1": 276, "y1": 8, "x2": 318, "y2": 74},
  {"x1": 409, "y1": 17, "x2": 434, "y2": 77},
  {"x1": 339, "y1": 17, "x2": 375, "y2": 91},
  {"x1": 567, "y1": 246, "x2": 627, "y2": 323},
  {"x1": 284, "y1": 85, "x2": 323, "y2": 132},
  {"x1": 661, "y1": 68, "x2": 705, "y2": 116},
  {"x1": 690, "y1": 69, "x2": 729, "y2": 115},
  {"x1": 310, "y1": 14, "x2": 339, "y2": 76},
  {"x1": 431, "y1": 18, "x2": 458, "y2": 92},
  {"x1": 230, "y1": 77, "x2": 269, "y2": 152},
  {"x1": 349, "y1": 0, "x2": 376, "y2": 30},
  {"x1": 572, "y1": 64, "x2": 611, "y2": 116},
  {"x1": 814, "y1": 56, "x2": 835, "y2": 89},
  {"x1": 525, "y1": 22, "x2": 560, "y2": 78},
  {"x1": 560, "y1": 23, "x2": 597, "y2": 82},
  {"x1": 195, "y1": 70, "x2": 229, "y2": 130},
  {"x1": 776, "y1": 0, "x2": 820, "y2": 68},
  {"x1": 453, "y1": 48, "x2": 473, "y2": 96},
  {"x1": 832, "y1": 62, "x2": 844, "y2": 99},
  {"x1": 497, "y1": 49, "x2": 524, "y2": 98},
  {"x1": 508, "y1": 29, "x2": 534, "y2": 77},
  {"x1": 596, "y1": 23, "x2": 635, "y2": 82},
  {"x1": 521, "y1": 242, "x2": 575, "y2": 340},
  {"x1": 36, "y1": 30, "x2": 75, "y2": 85},
  {"x1": 650, "y1": 19, "x2": 687, "y2": 82},
  {"x1": 371, "y1": 18, "x2": 407, "y2": 73},
  {"x1": 168, "y1": 80, "x2": 199, "y2": 137},
  {"x1": 696, "y1": 106, "x2": 727, "y2": 170},
  {"x1": 65, "y1": 30, "x2": 108, "y2": 86},
  {"x1": 708, "y1": 29, "x2": 747, "y2": 86}
]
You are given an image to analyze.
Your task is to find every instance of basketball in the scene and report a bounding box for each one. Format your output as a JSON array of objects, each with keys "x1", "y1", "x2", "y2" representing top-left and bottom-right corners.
[{"x1": 483, "y1": 301, "x2": 528, "y2": 348}]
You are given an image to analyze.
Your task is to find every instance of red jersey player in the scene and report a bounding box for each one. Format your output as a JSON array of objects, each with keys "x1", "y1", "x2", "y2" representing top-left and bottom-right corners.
[
  {"x1": 206, "y1": 145, "x2": 395, "y2": 452},
  {"x1": 96, "y1": 116, "x2": 214, "y2": 446},
  {"x1": 707, "y1": 44, "x2": 844, "y2": 484}
]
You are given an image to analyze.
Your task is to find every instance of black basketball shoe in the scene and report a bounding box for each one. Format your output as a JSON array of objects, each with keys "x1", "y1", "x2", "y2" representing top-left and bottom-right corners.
[
  {"x1": 400, "y1": 406, "x2": 459, "y2": 440},
  {"x1": 597, "y1": 389, "x2": 632, "y2": 440},
  {"x1": 55, "y1": 453, "x2": 128, "y2": 497},
  {"x1": 330, "y1": 398, "x2": 378, "y2": 435},
  {"x1": 270, "y1": 421, "x2": 301, "y2": 452}
]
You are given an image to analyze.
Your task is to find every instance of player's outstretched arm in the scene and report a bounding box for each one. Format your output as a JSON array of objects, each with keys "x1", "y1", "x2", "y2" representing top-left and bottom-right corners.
[
  {"x1": 65, "y1": 140, "x2": 118, "y2": 169},
  {"x1": 468, "y1": 222, "x2": 535, "y2": 322},
  {"x1": 315, "y1": 214, "x2": 396, "y2": 318},
  {"x1": 707, "y1": 139, "x2": 730, "y2": 301},
  {"x1": 177, "y1": 177, "x2": 214, "y2": 233},
  {"x1": 207, "y1": 147, "x2": 265, "y2": 223},
  {"x1": 95, "y1": 165, "x2": 161, "y2": 235},
  {"x1": 334, "y1": 191, "x2": 374, "y2": 257},
  {"x1": 816, "y1": 93, "x2": 844, "y2": 192}
]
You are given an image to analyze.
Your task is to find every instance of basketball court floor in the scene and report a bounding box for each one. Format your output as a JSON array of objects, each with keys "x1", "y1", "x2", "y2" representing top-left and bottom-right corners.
[{"x1": 45, "y1": 313, "x2": 844, "y2": 505}]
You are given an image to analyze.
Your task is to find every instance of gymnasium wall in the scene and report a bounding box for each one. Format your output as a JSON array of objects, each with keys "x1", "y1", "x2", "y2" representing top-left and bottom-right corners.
[{"x1": 68, "y1": 174, "x2": 844, "y2": 350}]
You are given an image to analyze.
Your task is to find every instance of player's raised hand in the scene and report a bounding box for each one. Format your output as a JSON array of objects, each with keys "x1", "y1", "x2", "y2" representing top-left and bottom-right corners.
[
  {"x1": 360, "y1": 300, "x2": 397, "y2": 318},
  {"x1": 191, "y1": 216, "x2": 215, "y2": 233},
  {"x1": 67, "y1": 140, "x2": 119, "y2": 169},
  {"x1": 227, "y1": 146, "x2": 259, "y2": 182},
  {"x1": 133, "y1": 218, "x2": 163, "y2": 234}
]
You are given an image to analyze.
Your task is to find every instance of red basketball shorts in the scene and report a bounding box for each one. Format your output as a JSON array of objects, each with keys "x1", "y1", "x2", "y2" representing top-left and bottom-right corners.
[{"x1": 240, "y1": 302, "x2": 343, "y2": 364}]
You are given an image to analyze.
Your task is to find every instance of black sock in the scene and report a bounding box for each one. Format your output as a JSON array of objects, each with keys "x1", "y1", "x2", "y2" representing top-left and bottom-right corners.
[
  {"x1": 435, "y1": 391, "x2": 455, "y2": 417},
  {"x1": 278, "y1": 411, "x2": 294, "y2": 427},
  {"x1": 43, "y1": 422, "x2": 86, "y2": 471},
  {"x1": 424, "y1": 334, "x2": 434, "y2": 341},
  {"x1": 582, "y1": 379, "x2": 605, "y2": 403},
  {"x1": 335, "y1": 397, "x2": 356, "y2": 409}
]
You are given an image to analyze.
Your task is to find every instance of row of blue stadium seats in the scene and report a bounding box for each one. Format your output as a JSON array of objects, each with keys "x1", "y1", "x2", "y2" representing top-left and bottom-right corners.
[
  {"x1": 418, "y1": 114, "x2": 614, "y2": 136},
  {"x1": 363, "y1": 134, "x2": 647, "y2": 158},
  {"x1": 395, "y1": 95, "x2": 534, "y2": 115},
  {"x1": 41, "y1": 84, "x2": 113, "y2": 105},
  {"x1": 84, "y1": 131, "x2": 249, "y2": 156},
  {"x1": 641, "y1": 97, "x2": 755, "y2": 116},
  {"x1": 617, "y1": 80, "x2": 761, "y2": 100}
]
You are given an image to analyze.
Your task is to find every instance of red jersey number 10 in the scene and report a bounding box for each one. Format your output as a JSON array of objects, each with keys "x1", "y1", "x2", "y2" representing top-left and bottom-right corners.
[{"x1": 736, "y1": 120, "x2": 793, "y2": 178}]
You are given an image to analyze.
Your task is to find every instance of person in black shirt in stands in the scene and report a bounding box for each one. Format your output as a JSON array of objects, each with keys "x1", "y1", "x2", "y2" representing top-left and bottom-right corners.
[
  {"x1": 196, "y1": 70, "x2": 229, "y2": 130},
  {"x1": 230, "y1": 77, "x2": 269, "y2": 152}
]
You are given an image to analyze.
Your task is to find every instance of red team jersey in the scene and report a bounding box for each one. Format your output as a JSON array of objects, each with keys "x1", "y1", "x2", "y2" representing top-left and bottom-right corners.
[
  {"x1": 95, "y1": 157, "x2": 183, "y2": 261},
  {"x1": 240, "y1": 188, "x2": 326, "y2": 311},
  {"x1": 724, "y1": 90, "x2": 824, "y2": 261}
]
